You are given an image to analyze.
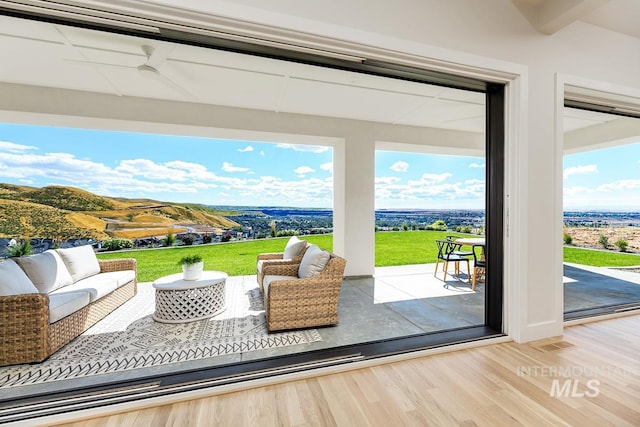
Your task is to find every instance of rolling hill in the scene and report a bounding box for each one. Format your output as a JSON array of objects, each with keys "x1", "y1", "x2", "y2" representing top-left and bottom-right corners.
[{"x1": 0, "y1": 184, "x2": 240, "y2": 240}]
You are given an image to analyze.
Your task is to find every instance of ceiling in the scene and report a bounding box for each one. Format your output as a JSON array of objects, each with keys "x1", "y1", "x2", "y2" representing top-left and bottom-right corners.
[
  {"x1": 0, "y1": 14, "x2": 486, "y2": 134},
  {"x1": 512, "y1": 0, "x2": 640, "y2": 39},
  {"x1": 0, "y1": 12, "x2": 637, "y2": 149}
]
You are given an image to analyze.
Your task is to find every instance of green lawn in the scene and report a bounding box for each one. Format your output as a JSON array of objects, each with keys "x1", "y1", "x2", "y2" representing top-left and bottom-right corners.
[
  {"x1": 97, "y1": 231, "x2": 640, "y2": 282},
  {"x1": 563, "y1": 246, "x2": 640, "y2": 267}
]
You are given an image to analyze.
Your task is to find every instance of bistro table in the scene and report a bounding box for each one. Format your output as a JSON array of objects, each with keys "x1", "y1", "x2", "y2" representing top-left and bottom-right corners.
[
  {"x1": 455, "y1": 237, "x2": 486, "y2": 286},
  {"x1": 152, "y1": 271, "x2": 228, "y2": 323}
]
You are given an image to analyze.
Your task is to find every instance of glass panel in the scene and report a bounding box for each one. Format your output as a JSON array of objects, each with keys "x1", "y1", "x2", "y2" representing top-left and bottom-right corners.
[
  {"x1": 563, "y1": 107, "x2": 640, "y2": 319},
  {"x1": 0, "y1": 13, "x2": 501, "y2": 417}
]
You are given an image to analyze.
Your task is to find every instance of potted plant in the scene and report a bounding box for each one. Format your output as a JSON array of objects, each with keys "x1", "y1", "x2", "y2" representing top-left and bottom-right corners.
[{"x1": 178, "y1": 254, "x2": 204, "y2": 280}]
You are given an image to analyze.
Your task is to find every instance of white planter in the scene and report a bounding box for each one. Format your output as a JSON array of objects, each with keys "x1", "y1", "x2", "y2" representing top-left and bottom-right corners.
[{"x1": 182, "y1": 261, "x2": 204, "y2": 281}]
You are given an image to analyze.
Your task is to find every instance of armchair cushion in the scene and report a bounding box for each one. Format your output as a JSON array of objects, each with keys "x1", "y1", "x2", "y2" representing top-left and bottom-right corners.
[
  {"x1": 298, "y1": 244, "x2": 330, "y2": 278},
  {"x1": 0, "y1": 259, "x2": 39, "y2": 296},
  {"x1": 283, "y1": 236, "x2": 307, "y2": 260},
  {"x1": 15, "y1": 250, "x2": 73, "y2": 293},
  {"x1": 57, "y1": 245, "x2": 101, "y2": 282}
]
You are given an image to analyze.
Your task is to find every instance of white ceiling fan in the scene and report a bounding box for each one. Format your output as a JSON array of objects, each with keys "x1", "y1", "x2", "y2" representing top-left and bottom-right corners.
[{"x1": 65, "y1": 43, "x2": 195, "y2": 100}]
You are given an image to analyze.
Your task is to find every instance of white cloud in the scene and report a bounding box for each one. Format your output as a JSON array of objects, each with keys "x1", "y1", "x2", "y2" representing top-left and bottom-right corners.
[
  {"x1": 238, "y1": 146, "x2": 254, "y2": 152},
  {"x1": 390, "y1": 161, "x2": 409, "y2": 172},
  {"x1": 596, "y1": 179, "x2": 640, "y2": 192},
  {"x1": 294, "y1": 165, "x2": 315, "y2": 177},
  {"x1": 0, "y1": 141, "x2": 38, "y2": 153},
  {"x1": 116, "y1": 159, "x2": 189, "y2": 181},
  {"x1": 320, "y1": 162, "x2": 333, "y2": 173},
  {"x1": 469, "y1": 162, "x2": 485, "y2": 168},
  {"x1": 563, "y1": 164, "x2": 597, "y2": 179},
  {"x1": 222, "y1": 162, "x2": 250, "y2": 173},
  {"x1": 276, "y1": 143, "x2": 329, "y2": 153},
  {"x1": 260, "y1": 150, "x2": 265, "y2": 156}
]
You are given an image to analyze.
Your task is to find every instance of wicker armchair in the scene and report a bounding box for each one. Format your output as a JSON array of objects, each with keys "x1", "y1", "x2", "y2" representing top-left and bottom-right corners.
[
  {"x1": 0, "y1": 258, "x2": 136, "y2": 366},
  {"x1": 260, "y1": 252, "x2": 346, "y2": 332},
  {"x1": 256, "y1": 243, "x2": 309, "y2": 288}
]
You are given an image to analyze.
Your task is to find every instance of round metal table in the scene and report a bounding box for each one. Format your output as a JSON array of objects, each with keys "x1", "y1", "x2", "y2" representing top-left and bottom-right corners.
[{"x1": 152, "y1": 271, "x2": 228, "y2": 323}]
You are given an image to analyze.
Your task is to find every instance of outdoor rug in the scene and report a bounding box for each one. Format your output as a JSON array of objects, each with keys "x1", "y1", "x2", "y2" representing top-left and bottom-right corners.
[{"x1": 0, "y1": 279, "x2": 321, "y2": 388}]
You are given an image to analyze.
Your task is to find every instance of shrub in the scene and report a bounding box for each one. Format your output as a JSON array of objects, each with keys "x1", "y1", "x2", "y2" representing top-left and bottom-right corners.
[
  {"x1": 430, "y1": 219, "x2": 447, "y2": 231},
  {"x1": 563, "y1": 232, "x2": 573, "y2": 245},
  {"x1": 202, "y1": 234, "x2": 212, "y2": 244},
  {"x1": 7, "y1": 239, "x2": 32, "y2": 257},
  {"x1": 402, "y1": 222, "x2": 408, "y2": 231},
  {"x1": 181, "y1": 235, "x2": 194, "y2": 246},
  {"x1": 614, "y1": 240, "x2": 628, "y2": 252},
  {"x1": 101, "y1": 238, "x2": 133, "y2": 251},
  {"x1": 462, "y1": 226, "x2": 472, "y2": 234},
  {"x1": 598, "y1": 235, "x2": 609, "y2": 249},
  {"x1": 164, "y1": 232, "x2": 176, "y2": 247}
]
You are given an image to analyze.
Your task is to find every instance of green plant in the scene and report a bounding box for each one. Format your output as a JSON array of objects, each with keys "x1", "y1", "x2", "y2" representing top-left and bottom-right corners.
[
  {"x1": 177, "y1": 254, "x2": 203, "y2": 266},
  {"x1": 563, "y1": 232, "x2": 573, "y2": 245},
  {"x1": 164, "y1": 232, "x2": 176, "y2": 247},
  {"x1": 101, "y1": 238, "x2": 133, "y2": 251},
  {"x1": 598, "y1": 235, "x2": 609, "y2": 249},
  {"x1": 6, "y1": 239, "x2": 32, "y2": 257},
  {"x1": 614, "y1": 239, "x2": 628, "y2": 252}
]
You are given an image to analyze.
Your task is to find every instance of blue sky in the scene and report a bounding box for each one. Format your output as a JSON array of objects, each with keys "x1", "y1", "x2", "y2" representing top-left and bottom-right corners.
[
  {"x1": 563, "y1": 142, "x2": 640, "y2": 210},
  {"x1": 0, "y1": 123, "x2": 638, "y2": 210}
]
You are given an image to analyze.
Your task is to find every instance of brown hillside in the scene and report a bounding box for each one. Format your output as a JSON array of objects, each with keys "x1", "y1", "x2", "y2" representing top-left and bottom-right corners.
[
  {"x1": 0, "y1": 199, "x2": 109, "y2": 240},
  {"x1": 0, "y1": 184, "x2": 240, "y2": 240}
]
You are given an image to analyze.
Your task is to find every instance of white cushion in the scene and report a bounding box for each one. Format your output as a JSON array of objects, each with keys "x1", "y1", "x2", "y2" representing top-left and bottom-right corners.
[
  {"x1": 96, "y1": 270, "x2": 136, "y2": 288},
  {"x1": 48, "y1": 291, "x2": 91, "y2": 323},
  {"x1": 56, "y1": 245, "x2": 101, "y2": 282},
  {"x1": 15, "y1": 250, "x2": 73, "y2": 294},
  {"x1": 0, "y1": 259, "x2": 39, "y2": 296},
  {"x1": 51, "y1": 273, "x2": 117, "y2": 302},
  {"x1": 298, "y1": 244, "x2": 331, "y2": 278},
  {"x1": 283, "y1": 236, "x2": 306, "y2": 260}
]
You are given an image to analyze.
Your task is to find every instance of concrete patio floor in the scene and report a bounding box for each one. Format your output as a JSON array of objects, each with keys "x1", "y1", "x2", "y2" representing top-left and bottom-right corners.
[{"x1": 3, "y1": 262, "x2": 639, "y2": 401}]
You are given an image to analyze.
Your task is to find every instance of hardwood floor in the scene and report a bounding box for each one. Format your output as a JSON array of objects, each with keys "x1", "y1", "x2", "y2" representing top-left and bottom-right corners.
[{"x1": 58, "y1": 314, "x2": 640, "y2": 427}]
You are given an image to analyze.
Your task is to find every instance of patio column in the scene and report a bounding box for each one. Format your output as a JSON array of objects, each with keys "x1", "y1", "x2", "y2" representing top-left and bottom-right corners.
[{"x1": 333, "y1": 133, "x2": 375, "y2": 277}]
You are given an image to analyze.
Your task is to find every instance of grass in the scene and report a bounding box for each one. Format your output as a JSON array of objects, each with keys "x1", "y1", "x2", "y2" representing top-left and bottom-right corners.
[
  {"x1": 564, "y1": 246, "x2": 640, "y2": 267},
  {"x1": 97, "y1": 231, "x2": 640, "y2": 282},
  {"x1": 98, "y1": 234, "x2": 332, "y2": 282}
]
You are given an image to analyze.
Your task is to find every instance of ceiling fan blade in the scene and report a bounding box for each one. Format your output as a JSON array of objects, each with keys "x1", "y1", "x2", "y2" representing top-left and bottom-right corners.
[
  {"x1": 143, "y1": 43, "x2": 174, "y2": 70},
  {"x1": 146, "y1": 68, "x2": 196, "y2": 100},
  {"x1": 64, "y1": 58, "x2": 135, "y2": 70}
]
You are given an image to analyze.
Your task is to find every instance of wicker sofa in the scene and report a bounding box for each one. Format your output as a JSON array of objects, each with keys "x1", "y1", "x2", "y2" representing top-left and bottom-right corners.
[
  {"x1": 0, "y1": 245, "x2": 137, "y2": 366},
  {"x1": 259, "y1": 244, "x2": 346, "y2": 332}
]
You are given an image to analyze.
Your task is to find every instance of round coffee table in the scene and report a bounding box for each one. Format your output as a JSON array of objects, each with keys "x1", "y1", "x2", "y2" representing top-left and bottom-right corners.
[{"x1": 152, "y1": 271, "x2": 228, "y2": 323}]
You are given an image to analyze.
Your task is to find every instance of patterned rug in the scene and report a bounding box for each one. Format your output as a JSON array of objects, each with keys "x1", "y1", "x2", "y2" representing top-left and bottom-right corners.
[{"x1": 0, "y1": 280, "x2": 321, "y2": 388}]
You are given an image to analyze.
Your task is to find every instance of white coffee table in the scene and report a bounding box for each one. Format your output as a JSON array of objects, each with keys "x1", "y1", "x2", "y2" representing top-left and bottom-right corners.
[{"x1": 152, "y1": 271, "x2": 228, "y2": 323}]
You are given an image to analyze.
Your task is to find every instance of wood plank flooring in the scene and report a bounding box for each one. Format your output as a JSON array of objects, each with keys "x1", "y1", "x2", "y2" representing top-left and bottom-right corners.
[{"x1": 58, "y1": 314, "x2": 640, "y2": 426}]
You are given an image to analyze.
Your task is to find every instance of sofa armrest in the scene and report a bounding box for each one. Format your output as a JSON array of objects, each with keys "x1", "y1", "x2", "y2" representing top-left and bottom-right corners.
[
  {"x1": 98, "y1": 258, "x2": 137, "y2": 273},
  {"x1": 0, "y1": 293, "x2": 50, "y2": 366}
]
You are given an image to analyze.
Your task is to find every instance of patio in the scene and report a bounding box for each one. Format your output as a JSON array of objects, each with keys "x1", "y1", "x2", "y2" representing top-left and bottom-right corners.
[{"x1": 1, "y1": 262, "x2": 639, "y2": 403}]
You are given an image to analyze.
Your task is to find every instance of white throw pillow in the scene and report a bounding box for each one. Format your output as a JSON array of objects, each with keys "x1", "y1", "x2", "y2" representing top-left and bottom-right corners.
[
  {"x1": 283, "y1": 236, "x2": 307, "y2": 260},
  {"x1": 16, "y1": 250, "x2": 74, "y2": 293},
  {"x1": 298, "y1": 244, "x2": 331, "y2": 278},
  {"x1": 0, "y1": 259, "x2": 39, "y2": 296},
  {"x1": 56, "y1": 245, "x2": 101, "y2": 282}
]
